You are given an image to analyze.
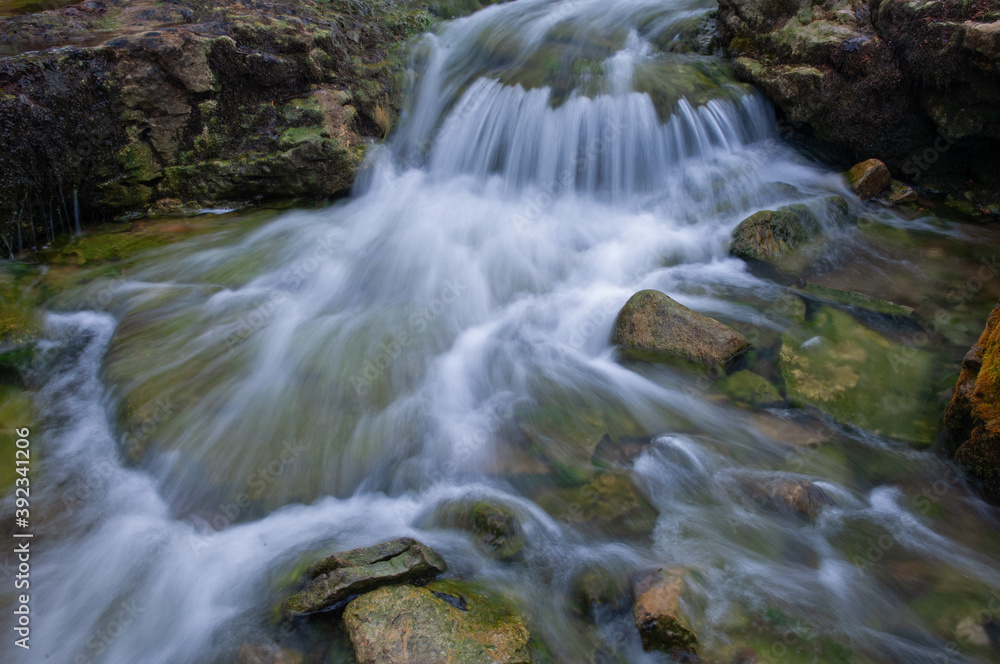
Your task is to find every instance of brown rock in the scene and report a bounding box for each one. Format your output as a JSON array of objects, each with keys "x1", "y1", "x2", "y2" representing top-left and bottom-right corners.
[
  {"x1": 632, "y1": 568, "x2": 698, "y2": 654},
  {"x1": 846, "y1": 159, "x2": 891, "y2": 200},
  {"x1": 343, "y1": 581, "x2": 534, "y2": 664},
  {"x1": 612, "y1": 290, "x2": 750, "y2": 368},
  {"x1": 940, "y1": 300, "x2": 1000, "y2": 501}
]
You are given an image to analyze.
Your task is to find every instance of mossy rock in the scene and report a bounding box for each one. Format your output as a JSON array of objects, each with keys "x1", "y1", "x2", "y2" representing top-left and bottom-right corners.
[
  {"x1": 779, "y1": 307, "x2": 938, "y2": 445},
  {"x1": 534, "y1": 471, "x2": 658, "y2": 541},
  {"x1": 515, "y1": 403, "x2": 646, "y2": 486},
  {"x1": 730, "y1": 197, "x2": 849, "y2": 264},
  {"x1": 718, "y1": 370, "x2": 783, "y2": 408},
  {"x1": 424, "y1": 499, "x2": 525, "y2": 561},
  {"x1": 343, "y1": 580, "x2": 536, "y2": 664},
  {"x1": 612, "y1": 289, "x2": 751, "y2": 369}
]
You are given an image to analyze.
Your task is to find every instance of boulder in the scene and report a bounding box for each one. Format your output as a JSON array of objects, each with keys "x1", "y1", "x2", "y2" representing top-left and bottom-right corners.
[
  {"x1": 846, "y1": 159, "x2": 891, "y2": 200},
  {"x1": 281, "y1": 538, "x2": 447, "y2": 618},
  {"x1": 939, "y1": 300, "x2": 1000, "y2": 500},
  {"x1": 730, "y1": 197, "x2": 849, "y2": 262},
  {"x1": 632, "y1": 568, "x2": 698, "y2": 654},
  {"x1": 612, "y1": 290, "x2": 750, "y2": 368},
  {"x1": 343, "y1": 580, "x2": 535, "y2": 664}
]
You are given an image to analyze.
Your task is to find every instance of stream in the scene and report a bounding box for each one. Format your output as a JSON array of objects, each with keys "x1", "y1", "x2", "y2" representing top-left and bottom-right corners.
[{"x1": 6, "y1": 0, "x2": 1000, "y2": 662}]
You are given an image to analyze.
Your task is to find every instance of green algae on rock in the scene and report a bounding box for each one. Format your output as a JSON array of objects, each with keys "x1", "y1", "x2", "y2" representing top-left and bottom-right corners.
[
  {"x1": 718, "y1": 370, "x2": 783, "y2": 408},
  {"x1": 0, "y1": 0, "x2": 435, "y2": 242},
  {"x1": 613, "y1": 289, "x2": 750, "y2": 368},
  {"x1": 780, "y1": 307, "x2": 938, "y2": 446},
  {"x1": 343, "y1": 580, "x2": 536, "y2": 664},
  {"x1": 423, "y1": 499, "x2": 525, "y2": 561}
]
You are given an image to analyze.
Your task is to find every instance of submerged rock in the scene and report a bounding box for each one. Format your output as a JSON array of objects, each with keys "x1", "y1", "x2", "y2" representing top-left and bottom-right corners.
[
  {"x1": 233, "y1": 644, "x2": 303, "y2": 664},
  {"x1": 425, "y1": 500, "x2": 524, "y2": 561},
  {"x1": 612, "y1": 289, "x2": 750, "y2": 368},
  {"x1": 718, "y1": 370, "x2": 783, "y2": 408},
  {"x1": 572, "y1": 565, "x2": 634, "y2": 615},
  {"x1": 940, "y1": 300, "x2": 1000, "y2": 501},
  {"x1": 513, "y1": 401, "x2": 648, "y2": 486},
  {"x1": 535, "y1": 471, "x2": 659, "y2": 541},
  {"x1": 779, "y1": 307, "x2": 938, "y2": 445},
  {"x1": 734, "y1": 475, "x2": 836, "y2": 520},
  {"x1": 281, "y1": 538, "x2": 447, "y2": 618},
  {"x1": 343, "y1": 580, "x2": 535, "y2": 664},
  {"x1": 632, "y1": 568, "x2": 699, "y2": 654},
  {"x1": 846, "y1": 159, "x2": 891, "y2": 200}
]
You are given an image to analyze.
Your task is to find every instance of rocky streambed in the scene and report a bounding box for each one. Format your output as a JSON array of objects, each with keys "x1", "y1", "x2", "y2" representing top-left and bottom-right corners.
[{"x1": 2, "y1": 0, "x2": 1000, "y2": 663}]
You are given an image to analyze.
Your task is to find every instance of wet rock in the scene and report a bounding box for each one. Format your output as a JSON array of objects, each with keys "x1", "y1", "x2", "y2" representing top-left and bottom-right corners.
[
  {"x1": 887, "y1": 180, "x2": 918, "y2": 206},
  {"x1": 780, "y1": 307, "x2": 938, "y2": 445},
  {"x1": 940, "y1": 300, "x2": 1000, "y2": 501},
  {"x1": 0, "y1": 0, "x2": 435, "y2": 229},
  {"x1": 572, "y1": 565, "x2": 633, "y2": 615},
  {"x1": 794, "y1": 282, "x2": 914, "y2": 318},
  {"x1": 535, "y1": 471, "x2": 658, "y2": 541},
  {"x1": 425, "y1": 500, "x2": 524, "y2": 561},
  {"x1": 281, "y1": 538, "x2": 447, "y2": 619},
  {"x1": 846, "y1": 159, "x2": 891, "y2": 200},
  {"x1": 730, "y1": 197, "x2": 848, "y2": 263},
  {"x1": 632, "y1": 568, "x2": 698, "y2": 654},
  {"x1": 717, "y1": 0, "x2": 1000, "y2": 213},
  {"x1": 342, "y1": 580, "x2": 535, "y2": 664},
  {"x1": 718, "y1": 370, "x2": 783, "y2": 408},
  {"x1": 612, "y1": 289, "x2": 750, "y2": 368},
  {"x1": 736, "y1": 475, "x2": 836, "y2": 520},
  {"x1": 515, "y1": 404, "x2": 646, "y2": 486}
]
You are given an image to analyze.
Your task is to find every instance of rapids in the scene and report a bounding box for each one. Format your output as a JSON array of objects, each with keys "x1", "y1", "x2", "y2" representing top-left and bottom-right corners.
[{"x1": 5, "y1": 0, "x2": 1000, "y2": 662}]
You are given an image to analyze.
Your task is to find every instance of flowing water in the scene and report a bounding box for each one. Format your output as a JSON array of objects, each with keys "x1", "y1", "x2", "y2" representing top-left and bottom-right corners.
[{"x1": 6, "y1": 0, "x2": 1000, "y2": 662}]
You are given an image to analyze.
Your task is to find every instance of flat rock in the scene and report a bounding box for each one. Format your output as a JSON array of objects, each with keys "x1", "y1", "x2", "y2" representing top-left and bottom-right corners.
[
  {"x1": 612, "y1": 289, "x2": 750, "y2": 368},
  {"x1": 281, "y1": 538, "x2": 447, "y2": 619}
]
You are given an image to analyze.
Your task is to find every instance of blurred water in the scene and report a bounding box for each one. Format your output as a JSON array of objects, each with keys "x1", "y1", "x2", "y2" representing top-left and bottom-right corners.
[{"x1": 7, "y1": 0, "x2": 1000, "y2": 663}]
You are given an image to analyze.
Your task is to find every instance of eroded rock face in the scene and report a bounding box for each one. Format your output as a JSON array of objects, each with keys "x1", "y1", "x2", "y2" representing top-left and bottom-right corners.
[
  {"x1": 281, "y1": 538, "x2": 447, "y2": 618},
  {"x1": 612, "y1": 289, "x2": 750, "y2": 368},
  {"x1": 717, "y1": 0, "x2": 1000, "y2": 210},
  {"x1": 0, "y1": 0, "x2": 434, "y2": 225},
  {"x1": 343, "y1": 580, "x2": 535, "y2": 664},
  {"x1": 940, "y1": 300, "x2": 1000, "y2": 501},
  {"x1": 632, "y1": 568, "x2": 698, "y2": 654}
]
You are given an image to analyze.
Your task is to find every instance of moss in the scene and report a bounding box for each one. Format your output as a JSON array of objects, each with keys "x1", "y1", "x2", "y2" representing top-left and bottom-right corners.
[
  {"x1": 780, "y1": 307, "x2": 939, "y2": 445},
  {"x1": 718, "y1": 370, "x2": 784, "y2": 407}
]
